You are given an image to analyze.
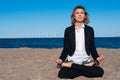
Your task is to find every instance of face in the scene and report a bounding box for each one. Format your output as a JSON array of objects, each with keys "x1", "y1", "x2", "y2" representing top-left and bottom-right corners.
[{"x1": 74, "y1": 8, "x2": 86, "y2": 23}]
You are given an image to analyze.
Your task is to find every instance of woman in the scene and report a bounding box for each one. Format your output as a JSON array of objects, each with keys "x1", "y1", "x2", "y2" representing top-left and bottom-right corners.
[{"x1": 55, "y1": 5, "x2": 104, "y2": 79}]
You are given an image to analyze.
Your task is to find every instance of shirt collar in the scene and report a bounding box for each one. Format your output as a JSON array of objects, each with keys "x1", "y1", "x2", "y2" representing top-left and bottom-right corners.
[
  {"x1": 82, "y1": 23, "x2": 85, "y2": 28},
  {"x1": 75, "y1": 23, "x2": 85, "y2": 30}
]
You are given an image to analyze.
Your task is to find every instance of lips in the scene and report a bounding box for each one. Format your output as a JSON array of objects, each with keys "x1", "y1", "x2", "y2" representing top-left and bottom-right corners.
[
  {"x1": 78, "y1": 17, "x2": 82, "y2": 19},
  {"x1": 77, "y1": 17, "x2": 83, "y2": 20}
]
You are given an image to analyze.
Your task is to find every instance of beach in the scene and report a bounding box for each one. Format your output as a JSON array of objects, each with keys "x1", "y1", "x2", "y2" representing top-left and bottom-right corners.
[{"x1": 0, "y1": 48, "x2": 120, "y2": 80}]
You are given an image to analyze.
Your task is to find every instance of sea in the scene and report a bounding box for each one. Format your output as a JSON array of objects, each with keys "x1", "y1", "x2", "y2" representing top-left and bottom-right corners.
[{"x1": 0, "y1": 37, "x2": 120, "y2": 49}]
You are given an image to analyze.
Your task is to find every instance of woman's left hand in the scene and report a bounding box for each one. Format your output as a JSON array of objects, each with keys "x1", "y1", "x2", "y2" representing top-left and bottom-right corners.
[{"x1": 97, "y1": 54, "x2": 104, "y2": 61}]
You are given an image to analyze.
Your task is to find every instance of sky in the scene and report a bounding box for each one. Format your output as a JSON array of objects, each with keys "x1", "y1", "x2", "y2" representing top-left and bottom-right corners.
[{"x1": 0, "y1": 0, "x2": 120, "y2": 38}]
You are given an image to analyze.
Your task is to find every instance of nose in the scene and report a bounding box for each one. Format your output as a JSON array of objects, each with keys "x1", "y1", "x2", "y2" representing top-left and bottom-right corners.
[{"x1": 78, "y1": 13, "x2": 81, "y2": 16}]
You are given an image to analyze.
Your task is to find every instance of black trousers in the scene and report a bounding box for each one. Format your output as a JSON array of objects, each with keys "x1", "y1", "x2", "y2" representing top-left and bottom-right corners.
[{"x1": 58, "y1": 63, "x2": 104, "y2": 79}]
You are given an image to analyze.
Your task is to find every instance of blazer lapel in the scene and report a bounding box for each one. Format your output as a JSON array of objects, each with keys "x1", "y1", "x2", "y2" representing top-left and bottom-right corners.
[
  {"x1": 70, "y1": 25, "x2": 76, "y2": 49},
  {"x1": 84, "y1": 25, "x2": 89, "y2": 49}
]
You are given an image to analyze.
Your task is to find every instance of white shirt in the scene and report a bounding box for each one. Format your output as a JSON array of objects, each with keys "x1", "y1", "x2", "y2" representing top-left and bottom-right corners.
[{"x1": 67, "y1": 24, "x2": 91, "y2": 65}]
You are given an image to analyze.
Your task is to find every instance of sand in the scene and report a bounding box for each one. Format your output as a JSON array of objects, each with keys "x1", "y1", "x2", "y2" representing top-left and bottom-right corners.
[{"x1": 0, "y1": 48, "x2": 120, "y2": 80}]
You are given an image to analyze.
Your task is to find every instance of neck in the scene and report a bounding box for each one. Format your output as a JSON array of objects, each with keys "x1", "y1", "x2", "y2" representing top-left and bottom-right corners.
[{"x1": 75, "y1": 22, "x2": 83, "y2": 29}]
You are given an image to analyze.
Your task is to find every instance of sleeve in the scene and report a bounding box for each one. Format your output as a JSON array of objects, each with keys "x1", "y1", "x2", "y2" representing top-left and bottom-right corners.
[
  {"x1": 59, "y1": 28, "x2": 70, "y2": 61},
  {"x1": 90, "y1": 28, "x2": 99, "y2": 60}
]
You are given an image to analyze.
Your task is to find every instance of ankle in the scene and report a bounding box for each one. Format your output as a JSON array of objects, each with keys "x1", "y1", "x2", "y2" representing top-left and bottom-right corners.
[
  {"x1": 61, "y1": 62, "x2": 73, "y2": 68},
  {"x1": 84, "y1": 61, "x2": 95, "y2": 66}
]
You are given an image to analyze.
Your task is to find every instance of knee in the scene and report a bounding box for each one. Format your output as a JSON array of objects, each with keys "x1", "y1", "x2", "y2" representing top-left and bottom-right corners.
[
  {"x1": 90, "y1": 67, "x2": 104, "y2": 77},
  {"x1": 99, "y1": 68, "x2": 104, "y2": 77},
  {"x1": 58, "y1": 72, "x2": 64, "y2": 78},
  {"x1": 58, "y1": 72, "x2": 70, "y2": 79},
  {"x1": 96, "y1": 68, "x2": 104, "y2": 77},
  {"x1": 58, "y1": 69, "x2": 76, "y2": 79},
  {"x1": 58, "y1": 69, "x2": 66, "y2": 78}
]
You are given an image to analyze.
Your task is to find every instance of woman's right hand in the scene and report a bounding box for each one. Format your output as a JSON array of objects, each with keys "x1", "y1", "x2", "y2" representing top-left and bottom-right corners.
[{"x1": 55, "y1": 58, "x2": 63, "y2": 64}]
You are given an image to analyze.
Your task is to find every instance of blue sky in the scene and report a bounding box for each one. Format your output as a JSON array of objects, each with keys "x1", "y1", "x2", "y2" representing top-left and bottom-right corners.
[{"x1": 0, "y1": 0, "x2": 120, "y2": 38}]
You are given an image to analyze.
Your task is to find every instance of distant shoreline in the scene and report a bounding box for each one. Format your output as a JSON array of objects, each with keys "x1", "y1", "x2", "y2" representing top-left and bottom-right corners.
[
  {"x1": 0, "y1": 47, "x2": 120, "y2": 49},
  {"x1": 0, "y1": 36, "x2": 120, "y2": 39}
]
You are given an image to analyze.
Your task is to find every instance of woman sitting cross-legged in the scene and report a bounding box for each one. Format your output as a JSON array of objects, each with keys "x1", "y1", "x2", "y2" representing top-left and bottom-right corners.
[{"x1": 55, "y1": 5, "x2": 104, "y2": 79}]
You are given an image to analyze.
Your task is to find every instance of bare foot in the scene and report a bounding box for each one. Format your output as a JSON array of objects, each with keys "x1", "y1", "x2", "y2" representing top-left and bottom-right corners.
[
  {"x1": 61, "y1": 62, "x2": 73, "y2": 68},
  {"x1": 84, "y1": 61, "x2": 95, "y2": 66}
]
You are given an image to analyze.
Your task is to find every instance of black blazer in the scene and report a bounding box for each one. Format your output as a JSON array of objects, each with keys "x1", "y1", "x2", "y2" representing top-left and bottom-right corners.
[{"x1": 60, "y1": 25, "x2": 99, "y2": 61}]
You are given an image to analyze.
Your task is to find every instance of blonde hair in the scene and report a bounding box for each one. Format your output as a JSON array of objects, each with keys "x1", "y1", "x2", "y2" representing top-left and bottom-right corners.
[{"x1": 71, "y1": 5, "x2": 89, "y2": 25}]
